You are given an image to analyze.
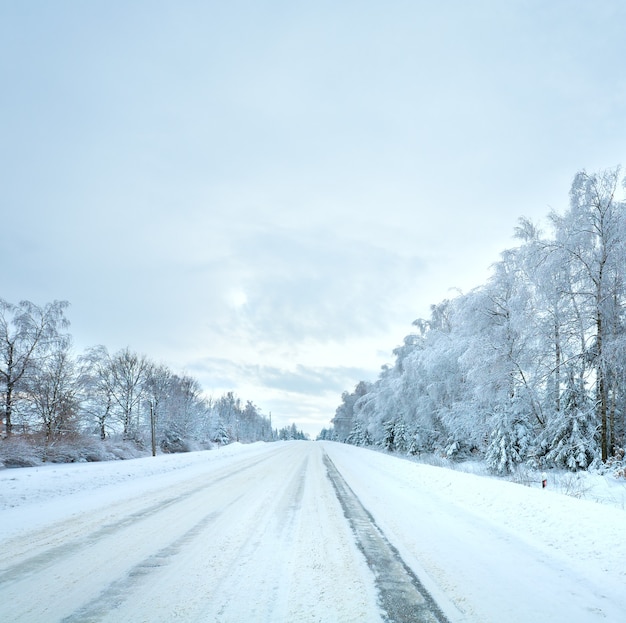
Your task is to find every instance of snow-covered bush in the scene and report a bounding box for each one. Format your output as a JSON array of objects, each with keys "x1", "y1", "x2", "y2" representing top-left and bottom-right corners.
[{"x1": 0, "y1": 437, "x2": 42, "y2": 467}]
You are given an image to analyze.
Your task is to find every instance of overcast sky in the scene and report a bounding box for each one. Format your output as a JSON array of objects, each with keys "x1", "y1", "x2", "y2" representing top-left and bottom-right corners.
[{"x1": 2, "y1": 1, "x2": 626, "y2": 436}]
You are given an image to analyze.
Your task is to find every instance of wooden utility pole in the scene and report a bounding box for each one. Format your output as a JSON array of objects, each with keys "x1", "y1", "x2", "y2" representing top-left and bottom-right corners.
[{"x1": 150, "y1": 400, "x2": 156, "y2": 457}]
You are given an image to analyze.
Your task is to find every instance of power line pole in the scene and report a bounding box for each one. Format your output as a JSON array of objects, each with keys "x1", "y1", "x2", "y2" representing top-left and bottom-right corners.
[{"x1": 150, "y1": 400, "x2": 156, "y2": 457}]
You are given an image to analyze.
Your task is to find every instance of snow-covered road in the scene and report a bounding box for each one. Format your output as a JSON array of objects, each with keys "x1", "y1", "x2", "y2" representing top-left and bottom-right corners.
[
  {"x1": 1, "y1": 443, "x2": 384, "y2": 622},
  {"x1": 1, "y1": 441, "x2": 625, "y2": 622}
]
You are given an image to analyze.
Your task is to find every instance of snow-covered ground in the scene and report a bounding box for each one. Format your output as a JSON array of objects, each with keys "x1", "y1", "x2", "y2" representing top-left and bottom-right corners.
[{"x1": 1, "y1": 441, "x2": 625, "y2": 622}]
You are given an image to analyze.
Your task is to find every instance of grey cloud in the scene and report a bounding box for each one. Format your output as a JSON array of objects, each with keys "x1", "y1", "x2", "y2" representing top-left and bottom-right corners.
[{"x1": 189, "y1": 356, "x2": 371, "y2": 398}]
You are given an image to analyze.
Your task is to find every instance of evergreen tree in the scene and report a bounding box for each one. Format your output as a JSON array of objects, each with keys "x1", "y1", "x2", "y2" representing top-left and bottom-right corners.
[
  {"x1": 544, "y1": 368, "x2": 598, "y2": 470},
  {"x1": 485, "y1": 399, "x2": 532, "y2": 474},
  {"x1": 346, "y1": 419, "x2": 371, "y2": 446},
  {"x1": 381, "y1": 419, "x2": 396, "y2": 452},
  {"x1": 212, "y1": 420, "x2": 230, "y2": 446},
  {"x1": 394, "y1": 419, "x2": 408, "y2": 453}
]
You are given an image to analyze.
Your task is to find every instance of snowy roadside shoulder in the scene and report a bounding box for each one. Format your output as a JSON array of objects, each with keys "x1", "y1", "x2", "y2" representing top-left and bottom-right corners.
[
  {"x1": 0, "y1": 441, "x2": 273, "y2": 512},
  {"x1": 323, "y1": 442, "x2": 626, "y2": 590},
  {"x1": 357, "y1": 444, "x2": 626, "y2": 510}
]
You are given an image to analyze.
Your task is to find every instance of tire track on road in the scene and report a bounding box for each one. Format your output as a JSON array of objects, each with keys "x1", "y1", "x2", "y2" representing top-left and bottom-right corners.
[
  {"x1": 59, "y1": 505, "x2": 227, "y2": 623},
  {"x1": 208, "y1": 451, "x2": 310, "y2": 621},
  {"x1": 323, "y1": 452, "x2": 450, "y2": 623},
  {"x1": 0, "y1": 453, "x2": 271, "y2": 586}
]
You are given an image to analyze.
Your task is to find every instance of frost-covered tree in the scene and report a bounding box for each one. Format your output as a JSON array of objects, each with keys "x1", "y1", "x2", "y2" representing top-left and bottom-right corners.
[
  {"x1": 485, "y1": 399, "x2": 533, "y2": 474},
  {"x1": 277, "y1": 423, "x2": 307, "y2": 440},
  {"x1": 108, "y1": 348, "x2": 151, "y2": 439},
  {"x1": 0, "y1": 299, "x2": 70, "y2": 435},
  {"x1": 27, "y1": 340, "x2": 80, "y2": 440},
  {"x1": 215, "y1": 391, "x2": 241, "y2": 441},
  {"x1": 550, "y1": 167, "x2": 626, "y2": 460},
  {"x1": 78, "y1": 345, "x2": 117, "y2": 440},
  {"x1": 143, "y1": 363, "x2": 172, "y2": 440},
  {"x1": 165, "y1": 374, "x2": 203, "y2": 441},
  {"x1": 381, "y1": 419, "x2": 397, "y2": 452},
  {"x1": 346, "y1": 419, "x2": 371, "y2": 446},
  {"x1": 330, "y1": 166, "x2": 626, "y2": 469},
  {"x1": 210, "y1": 392, "x2": 272, "y2": 444},
  {"x1": 238, "y1": 400, "x2": 272, "y2": 442},
  {"x1": 317, "y1": 427, "x2": 335, "y2": 440},
  {"x1": 332, "y1": 381, "x2": 371, "y2": 442},
  {"x1": 212, "y1": 419, "x2": 230, "y2": 446}
]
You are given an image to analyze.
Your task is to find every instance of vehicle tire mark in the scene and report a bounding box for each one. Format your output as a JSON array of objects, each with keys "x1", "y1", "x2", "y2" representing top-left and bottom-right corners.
[
  {"x1": 59, "y1": 506, "x2": 224, "y2": 623},
  {"x1": 209, "y1": 452, "x2": 310, "y2": 621},
  {"x1": 0, "y1": 453, "x2": 271, "y2": 586},
  {"x1": 323, "y1": 452, "x2": 450, "y2": 623}
]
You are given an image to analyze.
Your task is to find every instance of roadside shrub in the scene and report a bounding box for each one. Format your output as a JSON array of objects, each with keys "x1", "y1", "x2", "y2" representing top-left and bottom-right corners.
[{"x1": 0, "y1": 437, "x2": 42, "y2": 468}]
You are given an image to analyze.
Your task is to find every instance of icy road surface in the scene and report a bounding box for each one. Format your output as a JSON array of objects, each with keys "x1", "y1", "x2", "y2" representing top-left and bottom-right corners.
[{"x1": 1, "y1": 441, "x2": 625, "y2": 622}]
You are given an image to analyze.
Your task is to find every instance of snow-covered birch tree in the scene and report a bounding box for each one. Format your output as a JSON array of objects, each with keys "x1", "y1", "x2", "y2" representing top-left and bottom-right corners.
[
  {"x1": 550, "y1": 167, "x2": 626, "y2": 460},
  {"x1": 0, "y1": 299, "x2": 70, "y2": 436}
]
